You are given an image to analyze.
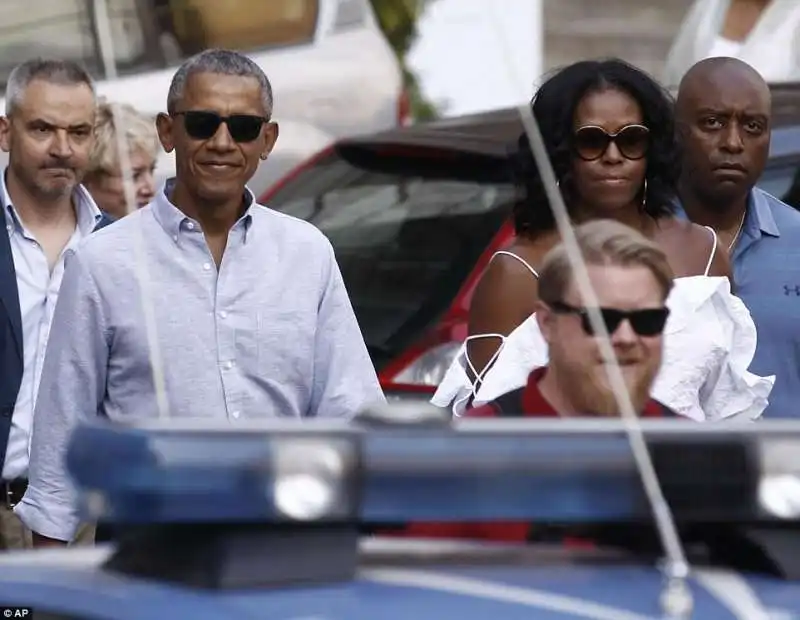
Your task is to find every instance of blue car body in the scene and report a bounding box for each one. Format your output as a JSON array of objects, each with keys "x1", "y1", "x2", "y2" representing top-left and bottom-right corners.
[
  {"x1": 0, "y1": 546, "x2": 797, "y2": 619},
  {"x1": 2, "y1": 417, "x2": 800, "y2": 619}
]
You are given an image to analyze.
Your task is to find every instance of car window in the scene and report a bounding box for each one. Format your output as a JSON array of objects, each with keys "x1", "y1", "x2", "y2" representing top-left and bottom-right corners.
[
  {"x1": 760, "y1": 161, "x2": 800, "y2": 210},
  {"x1": 266, "y1": 151, "x2": 514, "y2": 369}
]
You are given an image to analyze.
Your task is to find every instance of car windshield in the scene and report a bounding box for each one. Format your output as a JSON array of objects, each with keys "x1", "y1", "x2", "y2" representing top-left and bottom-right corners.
[{"x1": 266, "y1": 149, "x2": 514, "y2": 369}]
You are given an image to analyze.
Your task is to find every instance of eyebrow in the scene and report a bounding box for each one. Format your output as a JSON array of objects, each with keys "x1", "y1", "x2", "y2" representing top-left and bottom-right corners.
[
  {"x1": 26, "y1": 118, "x2": 93, "y2": 131},
  {"x1": 695, "y1": 107, "x2": 768, "y2": 118}
]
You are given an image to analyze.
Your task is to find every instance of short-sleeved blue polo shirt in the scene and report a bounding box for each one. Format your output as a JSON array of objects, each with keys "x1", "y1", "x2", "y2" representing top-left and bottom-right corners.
[{"x1": 679, "y1": 188, "x2": 800, "y2": 418}]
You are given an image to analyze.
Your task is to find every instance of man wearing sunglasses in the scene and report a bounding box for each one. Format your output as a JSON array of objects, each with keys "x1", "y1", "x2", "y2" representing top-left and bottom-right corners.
[
  {"x1": 395, "y1": 221, "x2": 678, "y2": 544},
  {"x1": 16, "y1": 49, "x2": 384, "y2": 548},
  {"x1": 469, "y1": 220, "x2": 677, "y2": 420}
]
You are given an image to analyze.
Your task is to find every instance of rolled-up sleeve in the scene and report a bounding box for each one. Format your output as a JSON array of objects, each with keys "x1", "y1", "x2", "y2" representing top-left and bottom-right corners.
[
  {"x1": 15, "y1": 249, "x2": 109, "y2": 542},
  {"x1": 309, "y1": 241, "x2": 385, "y2": 418}
]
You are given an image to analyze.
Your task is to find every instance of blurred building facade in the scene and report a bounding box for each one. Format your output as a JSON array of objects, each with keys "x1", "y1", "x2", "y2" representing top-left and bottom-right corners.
[{"x1": 543, "y1": 0, "x2": 694, "y2": 79}]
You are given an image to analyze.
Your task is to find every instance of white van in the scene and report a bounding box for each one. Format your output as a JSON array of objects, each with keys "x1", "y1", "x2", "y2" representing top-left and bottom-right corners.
[{"x1": 0, "y1": 0, "x2": 407, "y2": 195}]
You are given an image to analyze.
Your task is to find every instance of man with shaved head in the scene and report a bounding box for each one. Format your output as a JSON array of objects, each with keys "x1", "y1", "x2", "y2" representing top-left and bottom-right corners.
[{"x1": 676, "y1": 57, "x2": 800, "y2": 418}]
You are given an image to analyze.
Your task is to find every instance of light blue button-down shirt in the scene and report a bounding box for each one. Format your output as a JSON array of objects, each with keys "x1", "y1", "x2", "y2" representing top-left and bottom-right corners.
[
  {"x1": 2, "y1": 175, "x2": 101, "y2": 480},
  {"x1": 679, "y1": 187, "x2": 800, "y2": 418},
  {"x1": 16, "y1": 182, "x2": 384, "y2": 541}
]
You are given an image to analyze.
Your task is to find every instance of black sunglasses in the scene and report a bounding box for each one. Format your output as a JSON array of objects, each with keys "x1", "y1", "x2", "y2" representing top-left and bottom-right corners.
[
  {"x1": 173, "y1": 110, "x2": 268, "y2": 143},
  {"x1": 549, "y1": 301, "x2": 669, "y2": 337},
  {"x1": 572, "y1": 124, "x2": 650, "y2": 161}
]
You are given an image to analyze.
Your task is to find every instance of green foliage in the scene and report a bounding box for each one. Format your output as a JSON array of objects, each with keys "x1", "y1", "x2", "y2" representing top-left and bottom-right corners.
[{"x1": 369, "y1": 0, "x2": 439, "y2": 121}]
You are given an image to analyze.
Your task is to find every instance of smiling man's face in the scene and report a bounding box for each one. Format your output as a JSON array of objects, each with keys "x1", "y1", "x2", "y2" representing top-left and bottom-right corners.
[{"x1": 157, "y1": 72, "x2": 278, "y2": 206}]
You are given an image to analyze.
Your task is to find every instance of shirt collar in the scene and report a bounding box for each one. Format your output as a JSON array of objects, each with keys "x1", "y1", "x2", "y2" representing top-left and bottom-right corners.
[
  {"x1": 1, "y1": 168, "x2": 102, "y2": 235},
  {"x1": 521, "y1": 367, "x2": 558, "y2": 416},
  {"x1": 746, "y1": 187, "x2": 780, "y2": 238},
  {"x1": 152, "y1": 177, "x2": 256, "y2": 241},
  {"x1": 673, "y1": 188, "x2": 780, "y2": 239}
]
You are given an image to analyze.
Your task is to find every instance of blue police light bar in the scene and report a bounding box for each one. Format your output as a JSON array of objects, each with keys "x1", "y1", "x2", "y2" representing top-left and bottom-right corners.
[{"x1": 66, "y1": 416, "x2": 800, "y2": 528}]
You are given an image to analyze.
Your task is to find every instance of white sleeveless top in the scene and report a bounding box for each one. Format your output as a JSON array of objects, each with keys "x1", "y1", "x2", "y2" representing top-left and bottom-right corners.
[{"x1": 431, "y1": 228, "x2": 775, "y2": 421}]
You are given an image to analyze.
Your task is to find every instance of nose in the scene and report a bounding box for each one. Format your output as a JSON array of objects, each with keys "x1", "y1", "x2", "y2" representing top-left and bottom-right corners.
[
  {"x1": 601, "y1": 139, "x2": 624, "y2": 164},
  {"x1": 721, "y1": 123, "x2": 745, "y2": 153},
  {"x1": 609, "y1": 318, "x2": 638, "y2": 347},
  {"x1": 49, "y1": 129, "x2": 73, "y2": 159},
  {"x1": 207, "y1": 120, "x2": 236, "y2": 151},
  {"x1": 135, "y1": 170, "x2": 156, "y2": 207}
]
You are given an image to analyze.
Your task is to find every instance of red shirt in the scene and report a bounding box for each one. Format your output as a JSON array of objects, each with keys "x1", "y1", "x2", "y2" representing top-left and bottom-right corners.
[
  {"x1": 399, "y1": 367, "x2": 672, "y2": 543},
  {"x1": 469, "y1": 367, "x2": 669, "y2": 419}
]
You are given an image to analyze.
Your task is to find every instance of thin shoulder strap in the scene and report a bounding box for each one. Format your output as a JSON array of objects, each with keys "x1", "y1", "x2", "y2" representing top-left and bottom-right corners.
[
  {"x1": 703, "y1": 226, "x2": 718, "y2": 276},
  {"x1": 491, "y1": 250, "x2": 540, "y2": 279}
]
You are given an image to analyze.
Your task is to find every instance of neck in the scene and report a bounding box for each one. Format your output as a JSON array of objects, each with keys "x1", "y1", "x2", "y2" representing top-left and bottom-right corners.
[
  {"x1": 171, "y1": 181, "x2": 243, "y2": 236},
  {"x1": 574, "y1": 203, "x2": 651, "y2": 236},
  {"x1": 6, "y1": 169, "x2": 75, "y2": 229},
  {"x1": 678, "y1": 180, "x2": 749, "y2": 232}
]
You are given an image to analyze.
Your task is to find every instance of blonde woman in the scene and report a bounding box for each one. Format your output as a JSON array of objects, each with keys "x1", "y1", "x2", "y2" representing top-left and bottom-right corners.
[{"x1": 83, "y1": 100, "x2": 160, "y2": 219}]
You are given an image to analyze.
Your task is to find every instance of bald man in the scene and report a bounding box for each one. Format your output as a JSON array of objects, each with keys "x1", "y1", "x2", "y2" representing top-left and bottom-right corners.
[{"x1": 676, "y1": 57, "x2": 800, "y2": 418}]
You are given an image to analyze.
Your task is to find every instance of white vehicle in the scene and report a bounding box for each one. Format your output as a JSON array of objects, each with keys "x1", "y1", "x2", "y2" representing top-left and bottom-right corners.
[{"x1": 0, "y1": 0, "x2": 407, "y2": 195}]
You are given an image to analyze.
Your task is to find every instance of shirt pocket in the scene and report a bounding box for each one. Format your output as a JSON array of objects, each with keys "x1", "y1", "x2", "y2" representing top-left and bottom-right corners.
[{"x1": 246, "y1": 309, "x2": 315, "y2": 384}]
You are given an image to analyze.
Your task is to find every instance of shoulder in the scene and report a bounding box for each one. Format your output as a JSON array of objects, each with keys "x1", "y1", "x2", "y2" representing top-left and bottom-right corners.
[
  {"x1": 251, "y1": 203, "x2": 327, "y2": 240},
  {"x1": 464, "y1": 402, "x2": 500, "y2": 418},
  {"x1": 653, "y1": 216, "x2": 725, "y2": 277},
  {"x1": 471, "y1": 244, "x2": 542, "y2": 323},
  {"x1": 652, "y1": 400, "x2": 681, "y2": 418},
  {"x1": 753, "y1": 188, "x2": 800, "y2": 230},
  {"x1": 74, "y1": 209, "x2": 143, "y2": 260},
  {"x1": 65, "y1": 210, "x2": 154, "y2": 289},
  {"x1": 477, "y1": 236, "x2": 555, "y2": 289},
  {"x1": 657, "y1": 216, "x2": 714, "y2": 245},
  {"x1": 250, "y1": 203, "x2": 334, "y2": 255}
]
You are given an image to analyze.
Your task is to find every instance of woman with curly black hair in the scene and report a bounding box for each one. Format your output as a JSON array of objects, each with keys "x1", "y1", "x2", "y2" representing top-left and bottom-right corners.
[
  {"x1": 433, "y1": 58, "x2": 774, "y2": 422},
  {"x1": 512, "y1": 60, "x2": 681, "y2": 237},
  {"x1": 465, "y1": 59, "x2": 730, "y2": 377}
]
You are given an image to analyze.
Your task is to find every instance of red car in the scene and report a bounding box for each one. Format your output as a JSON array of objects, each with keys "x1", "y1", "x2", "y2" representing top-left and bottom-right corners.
[{"x1": 260, "y1": 98, "x2": 800, "y2": 402}]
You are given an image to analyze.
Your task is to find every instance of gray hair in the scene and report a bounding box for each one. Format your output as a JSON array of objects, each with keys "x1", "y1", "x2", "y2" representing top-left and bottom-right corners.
[
  {"x1": 5, "y1": 58, "x2": 96, "y2": 116},
  {"x1": 166, "y1": 49, "x2": 273, "y2": 119}
]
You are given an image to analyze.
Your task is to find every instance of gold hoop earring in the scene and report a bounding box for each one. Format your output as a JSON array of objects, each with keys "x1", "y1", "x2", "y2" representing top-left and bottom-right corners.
[{"x1": 641, "y1": 178, "x2": 647, "y2": 208}]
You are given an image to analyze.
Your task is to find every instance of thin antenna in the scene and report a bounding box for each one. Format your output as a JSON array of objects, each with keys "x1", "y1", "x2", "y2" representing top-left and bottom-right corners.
[
  {"x1": 108, "y1": 101, "x2": 170, "y2": 419},
  {"x1": 517, "y1": 105, "x2": 693, "y2": 618},
  {"x1": 482, "y1": 4, "x2": 693, "y2": 616}
]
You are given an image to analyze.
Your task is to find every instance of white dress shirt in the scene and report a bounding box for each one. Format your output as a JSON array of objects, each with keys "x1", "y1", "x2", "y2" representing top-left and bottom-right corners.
[
  {"x1": 2, "y1": 173, "x2": 101, "y2": 480},
  {"x1": 16, "y1": 181, "x2": 384, "y2": 541}
]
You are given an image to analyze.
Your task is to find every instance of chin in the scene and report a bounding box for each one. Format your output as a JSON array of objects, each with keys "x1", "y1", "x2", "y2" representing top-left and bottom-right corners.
[
  {"x1": 591, "y1": 369, "x2": 653, "y2": 414},
  {"x1": 40, "y1": 180, "x2": 76, "y2": 199},
  {"x1": 702, "y1": 180, "x2": 751, "y2": 206},
  {"x1": 196, "y1": 181, "x2": 243, "y2": 203},
  {"x1": 593, "y1": 195, "x2": 638, "y2": 215}
]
